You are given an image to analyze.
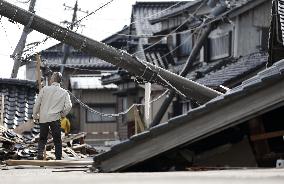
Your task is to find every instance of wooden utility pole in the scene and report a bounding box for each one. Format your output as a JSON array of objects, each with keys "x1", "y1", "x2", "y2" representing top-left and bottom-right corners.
[
  {"x1": 10, "y1": 0, "x2": 37, "y2": 78},
  {"x1": 60, "y1": 0, "x2": 87, "y2": 75},
  {"x1": 0, "y1": 0, "x2": 221, "y2": 104}
]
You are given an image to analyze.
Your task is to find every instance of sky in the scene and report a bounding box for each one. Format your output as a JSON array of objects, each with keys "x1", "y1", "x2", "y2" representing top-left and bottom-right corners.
[{"x1": 0, "y1": 0, "x2": 186, "y2": 79}]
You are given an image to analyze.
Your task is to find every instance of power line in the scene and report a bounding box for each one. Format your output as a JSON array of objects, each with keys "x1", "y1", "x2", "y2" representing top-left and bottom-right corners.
[
  {"x1": 19, "y1": 0, "x2": 117, "y2": 59},
  {"x1": 67, "y1": 89, "x2": 168, "y2": 117},
  {"x1": 21, "y1": 1, "x2": 182, "y2": 58},
  {"x1": 18, "y1": 1, "x2": 192, "y2": 63},
  {"x1": 72, "y1": 0, "x2": 115, "y2": 27}
]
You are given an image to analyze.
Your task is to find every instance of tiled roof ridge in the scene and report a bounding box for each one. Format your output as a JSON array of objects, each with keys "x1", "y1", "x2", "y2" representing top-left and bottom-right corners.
[{"x1": 0, "y1": 78, "x2": 36, "y2": 88}]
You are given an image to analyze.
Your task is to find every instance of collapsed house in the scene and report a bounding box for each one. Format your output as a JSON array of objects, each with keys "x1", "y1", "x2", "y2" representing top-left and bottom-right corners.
[{"x1": 93, "y1": 59, "x2": 284, "y2": 172}]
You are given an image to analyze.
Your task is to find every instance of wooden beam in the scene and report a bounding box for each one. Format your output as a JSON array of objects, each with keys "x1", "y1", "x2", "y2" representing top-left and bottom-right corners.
[
  {"x1": 5, "y1": 159, "x2": 93, "y2": 167},
  {"x1": 250, "y1": 130, "x2": 284, "y2": 141},
  {"x1": 248, "y1": 118, "x2": 270, "y2": 157},
  {"x1": 35, "y1": 54, "x2": 42, "y2": 91}
]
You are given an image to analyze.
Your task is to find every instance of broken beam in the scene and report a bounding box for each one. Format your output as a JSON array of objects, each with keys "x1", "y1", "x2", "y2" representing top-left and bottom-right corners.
[{"x1": 250, "y1": 130, "x2": 284, "y2": 141}]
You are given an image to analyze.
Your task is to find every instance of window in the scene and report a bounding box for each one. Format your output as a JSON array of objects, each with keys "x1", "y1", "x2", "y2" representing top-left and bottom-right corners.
[
  {"x1": 86, "y1": 105, "x2": 116, "y2": 123},
  {"x1": 208, "y1": 31, "x2": 232, "y2": 61}
]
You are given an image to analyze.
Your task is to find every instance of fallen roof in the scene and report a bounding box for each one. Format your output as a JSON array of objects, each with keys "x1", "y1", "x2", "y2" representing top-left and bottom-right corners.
[
  {"x1": 143, "y1": 44, "x2": 175, "y2": 69},
  {"x1": 93, "y1": 59, "x2": 284, "y2": 172}
]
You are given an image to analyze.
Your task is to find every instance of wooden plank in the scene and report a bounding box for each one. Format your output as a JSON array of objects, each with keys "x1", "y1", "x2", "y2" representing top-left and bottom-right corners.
[
  {"x1": 5, "y1": 159, "x2": 93, "y2": 167},
  {"x1": 72, "y1": 143, "x2": 87, "y2": 151},
  {"x1": 97, "y1": 79, "x2": 284, "y2": 172},
  {"x1": 0, "y1": 94, "x2": 4, "y2": 126},
  {"x1": 63, "y1": 132, "x2": 87, "y2": 143},
  {"x1": 250, "y1": 130, "x2": 284, "y2": 141}
]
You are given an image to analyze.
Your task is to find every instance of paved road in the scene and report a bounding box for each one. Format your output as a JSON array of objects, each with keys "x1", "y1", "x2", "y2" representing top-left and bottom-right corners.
[{"x1": 0, "y1": 167, "x2": 284, "y2": 184}]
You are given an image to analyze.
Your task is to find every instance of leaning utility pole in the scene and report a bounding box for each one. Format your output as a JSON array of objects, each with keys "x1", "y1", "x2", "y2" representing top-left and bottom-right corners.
[
  {"x1": 10, "y1": 0, "x2": 36, "y2": 78},
  {"x1": 0, "y1": 0, "x2": 221, "y2": 104},
  {"x1": 60, "y1": 0, "x2": 87, "y2": 75}
]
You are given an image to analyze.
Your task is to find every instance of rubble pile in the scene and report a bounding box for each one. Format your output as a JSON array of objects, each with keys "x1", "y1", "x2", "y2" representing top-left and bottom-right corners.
[{"x1": 0, "y1": 125, "x2": 98, "y2": 162}]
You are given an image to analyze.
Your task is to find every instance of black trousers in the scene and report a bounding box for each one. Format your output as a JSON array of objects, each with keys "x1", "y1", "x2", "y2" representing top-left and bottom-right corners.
[{"x1": 38, "y1": 120, "x2": 62, "y2": 159}]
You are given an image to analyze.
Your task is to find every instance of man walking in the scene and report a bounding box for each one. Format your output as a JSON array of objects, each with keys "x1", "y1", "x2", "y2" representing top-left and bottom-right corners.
[{"x1": 33, "y1": 72, "x2": 72, "y2": 160}]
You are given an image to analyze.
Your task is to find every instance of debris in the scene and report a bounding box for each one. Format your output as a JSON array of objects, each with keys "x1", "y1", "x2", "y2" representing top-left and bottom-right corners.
[{"x1": 0, "y1": 124, "x2": 98, "y2": 163}]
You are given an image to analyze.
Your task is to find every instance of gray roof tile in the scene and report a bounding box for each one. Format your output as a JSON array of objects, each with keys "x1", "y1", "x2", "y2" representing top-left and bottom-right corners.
[
  {"x1": 196, "y1": 52, "x2": 268, "y2": 87},
  {"x1": 0, "y1": 78, "x2": 37, "y2": 139}
]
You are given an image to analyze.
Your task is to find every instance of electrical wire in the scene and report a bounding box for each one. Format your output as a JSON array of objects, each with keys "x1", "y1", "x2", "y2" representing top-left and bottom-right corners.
[
  {"x1": 67, "y1": 89, "x2": 168, "y2": 117},
  {"x1": 72, "y1": 0, "x2": 115, "y2": 27}
]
